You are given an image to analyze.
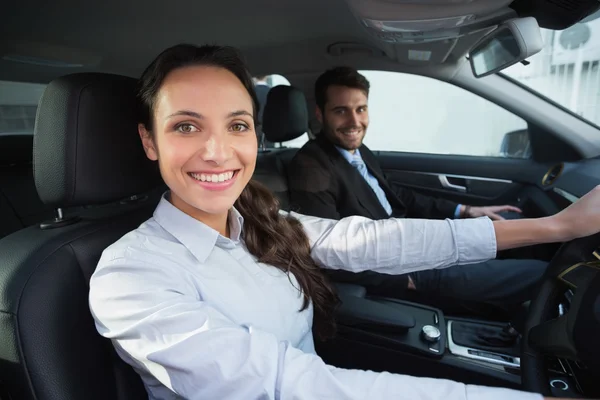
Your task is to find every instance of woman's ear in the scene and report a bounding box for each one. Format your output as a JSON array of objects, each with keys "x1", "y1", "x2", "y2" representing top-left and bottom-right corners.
[{"x1": 138, "y1": 123, "x2": 158, "y2": 161}]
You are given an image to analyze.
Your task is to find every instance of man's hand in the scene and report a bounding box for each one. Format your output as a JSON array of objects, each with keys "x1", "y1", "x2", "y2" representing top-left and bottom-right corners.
[{"x1": 462, "y1": 205, "x2": 522, "y2": 220}]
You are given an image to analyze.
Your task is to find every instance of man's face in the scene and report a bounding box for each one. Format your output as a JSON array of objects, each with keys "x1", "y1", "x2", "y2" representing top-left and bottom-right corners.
[{"x1": 318, "y1": 85, "x2": 369, "y2": 153}]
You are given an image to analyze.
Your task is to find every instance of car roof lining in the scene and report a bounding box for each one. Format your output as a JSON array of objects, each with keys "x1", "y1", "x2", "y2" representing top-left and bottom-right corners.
[{"x1": 1, "y1": 0, "x2": 510, "y2": 85}]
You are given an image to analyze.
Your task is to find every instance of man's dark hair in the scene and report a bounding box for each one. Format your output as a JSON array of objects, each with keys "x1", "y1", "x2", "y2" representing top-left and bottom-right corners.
[{"x1": 314, "y1": 66, "x2": 370, "y2": 111}]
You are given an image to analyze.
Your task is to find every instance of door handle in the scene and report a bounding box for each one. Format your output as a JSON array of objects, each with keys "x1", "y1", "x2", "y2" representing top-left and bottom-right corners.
[{"x1": 438, "y1": 175, "x2": 467, "y2": 193}]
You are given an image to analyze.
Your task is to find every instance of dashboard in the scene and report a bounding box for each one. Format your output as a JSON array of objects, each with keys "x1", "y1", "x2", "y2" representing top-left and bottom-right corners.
[{"x1": 549, "y1": 156, "x2": 600, "y2": 204}]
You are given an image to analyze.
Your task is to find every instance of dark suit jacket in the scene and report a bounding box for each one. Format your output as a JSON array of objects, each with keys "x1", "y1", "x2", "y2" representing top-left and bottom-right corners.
[{"x1": 288, "y1": 136, "x2": 459, "y2": 221}]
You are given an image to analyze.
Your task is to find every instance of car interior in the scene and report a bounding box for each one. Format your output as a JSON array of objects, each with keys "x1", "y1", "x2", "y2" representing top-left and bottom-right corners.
[{"x1": 1, "y1": 0, "x2": 600, "y2": 399}]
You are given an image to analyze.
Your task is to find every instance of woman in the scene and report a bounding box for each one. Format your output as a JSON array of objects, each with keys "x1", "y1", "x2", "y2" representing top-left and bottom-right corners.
[{"x1": 89, "y1": 44, "x2": 597, "y2": 400}]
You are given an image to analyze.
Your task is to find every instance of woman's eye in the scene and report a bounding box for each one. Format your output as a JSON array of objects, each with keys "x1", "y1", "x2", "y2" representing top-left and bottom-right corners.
[
  {"x1": 176, "y1": 124, "x2": 198, "y2": 133},
  {"x1": 231, "y1": 123, "x2": 249, "y2": 132}
]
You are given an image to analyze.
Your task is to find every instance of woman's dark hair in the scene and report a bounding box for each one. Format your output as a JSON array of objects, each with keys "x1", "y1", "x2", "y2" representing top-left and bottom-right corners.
[
  {"x1": 314, "y1": 66, "x2": 370, "y2": 111},
  {"x1": 137, "y1": 44, "x2": 260, "y2": 131},
  {"x1": 137, "y1": 44, "x2": 340, "y2": 339}
]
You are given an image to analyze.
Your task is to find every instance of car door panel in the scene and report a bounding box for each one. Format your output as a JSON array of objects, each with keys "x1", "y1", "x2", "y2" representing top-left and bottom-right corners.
[
  {"x1": 385, "y1": 170, "x2": 521, "y2": 200},
  {"x1": 374, "y1": 151, "x2": 563, "y2": 217}
]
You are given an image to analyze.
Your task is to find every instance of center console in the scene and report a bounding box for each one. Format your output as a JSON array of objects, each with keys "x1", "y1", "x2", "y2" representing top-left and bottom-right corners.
[
  {"x1": 322, "y1": 283, "x2": 587, "y2": 397},
  {"x1": 334, "y1": 283, "x2": 520, "y2": 364},
  {"x1": 335, "y1": 287, "x2": 447, "y2": 358},
  {"x1": 447, "y1": 319, "x2": 520, "y2": 368}
]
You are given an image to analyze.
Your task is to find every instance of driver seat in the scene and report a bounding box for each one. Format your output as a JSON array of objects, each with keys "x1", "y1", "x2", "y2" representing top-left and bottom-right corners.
[{"x1": 0, "y1": 73, "x2": 164, "y2": 399}]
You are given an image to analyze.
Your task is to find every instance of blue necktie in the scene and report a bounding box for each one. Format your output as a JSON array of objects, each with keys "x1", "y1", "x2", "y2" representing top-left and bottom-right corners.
[{"x1": 350, "y1": 155, "x2": 393, "y2": 215}]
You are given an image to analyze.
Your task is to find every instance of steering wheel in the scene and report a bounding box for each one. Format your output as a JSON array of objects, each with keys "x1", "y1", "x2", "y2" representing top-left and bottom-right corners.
[{"x1": 521, "y1": 231, "x2": 600, "y2": 396}]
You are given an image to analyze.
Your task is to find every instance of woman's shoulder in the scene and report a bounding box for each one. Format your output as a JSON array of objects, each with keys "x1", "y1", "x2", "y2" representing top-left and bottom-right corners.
[
  {"x1": 89, "y1": 216, "x2": 194, "y2": 306},
  {"x1": 95, "y1": 217, "x2": 184, "y2": 273}
]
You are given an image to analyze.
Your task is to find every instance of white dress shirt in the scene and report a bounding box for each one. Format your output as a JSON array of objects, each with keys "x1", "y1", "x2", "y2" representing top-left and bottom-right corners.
[{"x1": 89, "y1": 193, "x2": 541, "y2": 400}]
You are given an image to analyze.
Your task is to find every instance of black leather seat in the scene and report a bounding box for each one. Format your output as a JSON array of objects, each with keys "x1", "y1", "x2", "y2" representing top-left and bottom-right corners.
[
  {"x1": 253, "y1": 85, "x2": 309, "y2": 210},
  {"x1": 0, "y1": 134, "x2": 55, "y2": 238},
  {"x1": 0, "y1": 73, "x2": 164, "y2": 400}
]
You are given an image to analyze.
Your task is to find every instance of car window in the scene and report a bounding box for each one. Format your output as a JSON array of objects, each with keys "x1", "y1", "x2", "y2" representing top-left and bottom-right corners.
[
  {"x1": 359, "y1": 70, "x2": 529, "y2": 158},
  {"x1": 502, "y1": 17, "x2": 600, "y2": 128},
  {"x1": 0, "y1": 80, "x2": 46, "y2": 135}
]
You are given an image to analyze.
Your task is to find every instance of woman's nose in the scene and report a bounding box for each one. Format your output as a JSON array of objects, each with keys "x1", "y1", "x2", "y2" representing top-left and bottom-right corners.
[{"x1": 200, "y1": 132, "x2": 233, "y2": 165}]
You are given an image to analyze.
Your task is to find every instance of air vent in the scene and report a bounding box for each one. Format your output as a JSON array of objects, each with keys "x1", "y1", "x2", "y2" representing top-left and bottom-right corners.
[{"x1": 542, "y1": 163, "x2": 564, "y2": 185}]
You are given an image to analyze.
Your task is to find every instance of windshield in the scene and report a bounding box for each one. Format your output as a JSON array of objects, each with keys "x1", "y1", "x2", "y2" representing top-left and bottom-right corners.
[{"x1": 502, "y1": 12, "x2": 600, "y2": 128}]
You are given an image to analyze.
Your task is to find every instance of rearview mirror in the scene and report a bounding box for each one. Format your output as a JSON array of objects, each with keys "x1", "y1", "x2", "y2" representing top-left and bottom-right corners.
[{"x1": 468, "y1": 17, "x2": 543, "y2": 78}]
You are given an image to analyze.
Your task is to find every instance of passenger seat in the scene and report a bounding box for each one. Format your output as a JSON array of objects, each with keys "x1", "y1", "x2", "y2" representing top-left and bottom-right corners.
[{"x1": 253, "y1": 85, "x2": 310, "y2": 210}]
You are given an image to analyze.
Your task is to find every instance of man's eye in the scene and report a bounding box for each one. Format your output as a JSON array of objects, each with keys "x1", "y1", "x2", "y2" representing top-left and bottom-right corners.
[{"x1": 176, "y1": 124, "x2": 198, "y2": 133}]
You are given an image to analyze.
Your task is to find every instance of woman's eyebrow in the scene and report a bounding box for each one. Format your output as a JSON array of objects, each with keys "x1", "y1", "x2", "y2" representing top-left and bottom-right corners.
[
  {"x1": 227, "y1": 110, "x2": 252, "y2": 118},
  {"x1": 165, "y1": 110, "x2": 203, "y2": 120},
  {"x1": 165, "y1": 110, "x2": 252, "y2": 120}
]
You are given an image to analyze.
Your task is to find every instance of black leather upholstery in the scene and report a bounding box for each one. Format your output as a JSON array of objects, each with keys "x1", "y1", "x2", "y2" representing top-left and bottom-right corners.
[
  {"x1": 254, "y1": 148, "x2": 298, "y2": 210},
  {"x1": 0, "y1": 73, "x2": 159, "y2": 400},
  {"x1": 34, "y1": 73, "x2": 162, "y2": 207},
  {"x1": 253, "y1": 85, "x2": 313, "y2": 211},
  {"x1": 262, "y1": 85, "x2": 308, "y2": 143}
]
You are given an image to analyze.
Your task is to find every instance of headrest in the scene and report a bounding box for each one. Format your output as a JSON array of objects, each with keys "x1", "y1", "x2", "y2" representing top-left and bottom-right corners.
[
  {"x1": 34, "y1": 73, "x2": 162, "y2": 207},
  {"x1": 262, "y1": 85, "x2": 308, "y2": 143}
]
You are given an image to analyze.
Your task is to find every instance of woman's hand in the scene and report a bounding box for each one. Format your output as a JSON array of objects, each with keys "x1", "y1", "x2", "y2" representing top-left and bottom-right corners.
[
  {"x1": 494, "y1": 185, "x2": 600, "y2": 251},
  {"x1": 551, "y1": 185, "x2": 600, "y2": 241}
]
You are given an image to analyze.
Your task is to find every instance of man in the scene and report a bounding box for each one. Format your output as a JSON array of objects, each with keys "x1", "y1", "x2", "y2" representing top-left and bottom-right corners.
[{"x1": 287, "y1": 66, "x2": 546, "y2": 316}]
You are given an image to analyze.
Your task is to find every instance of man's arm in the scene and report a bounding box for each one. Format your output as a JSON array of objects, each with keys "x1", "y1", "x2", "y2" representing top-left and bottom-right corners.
[
  {"x1": 390, "y1": 181, "x2": 459, "y2": 220},
  {"x1": 390, "y1": 182, "x2": 523, "y2": 221},
  {"x1": 288, "y1": 152, "x2": 341, "y2": 220}
]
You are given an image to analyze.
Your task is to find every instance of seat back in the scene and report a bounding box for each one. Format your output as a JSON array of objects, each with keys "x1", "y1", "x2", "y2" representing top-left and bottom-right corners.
[
  {"x1": 254, "y1": 86, "x2": 309, "y2": 209},
  {"x1": 0, "y1": 73, "x2": 163, "y2": 400}
]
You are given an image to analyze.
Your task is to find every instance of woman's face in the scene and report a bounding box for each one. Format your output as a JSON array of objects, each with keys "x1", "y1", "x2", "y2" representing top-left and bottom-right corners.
[{"x1": 139, "y1": 65, "x2": 257, "y2": 221}]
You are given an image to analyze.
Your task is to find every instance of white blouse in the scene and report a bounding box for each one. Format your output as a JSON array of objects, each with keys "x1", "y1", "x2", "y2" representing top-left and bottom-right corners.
[{"x1": 89, "y1": 193, "x2": 540, "y2": 400}]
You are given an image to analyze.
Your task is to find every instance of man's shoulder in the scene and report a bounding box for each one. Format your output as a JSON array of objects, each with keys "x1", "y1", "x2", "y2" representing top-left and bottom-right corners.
[
  {"x1": 296, "y1": 136, "x2": 328, "y2": 154},
  {"x1": 288, "y1": 137, "x2": 342, "y2": 190},
  {"x1": 290, "y1": 137, "x2": 330, "y2": 165}
]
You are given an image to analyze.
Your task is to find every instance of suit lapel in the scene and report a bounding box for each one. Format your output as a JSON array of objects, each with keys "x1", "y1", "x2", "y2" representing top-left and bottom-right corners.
[
  {"x1": 317, "y1": 137, "x2": 390, "y2": 219},
  {"x1": 359, "y1": 145, "x2": 407, "y2": 215},
  {"x1": 360, "y1": 147, "x2": 393, "y2": 192}
]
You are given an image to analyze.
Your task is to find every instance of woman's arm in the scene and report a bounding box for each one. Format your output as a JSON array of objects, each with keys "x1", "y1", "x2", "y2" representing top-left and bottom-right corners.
[
  {"x1": 495, "y1": 185, "x2": 600, "y2": 250},
  {"x1": 89, "y1": 249, "x2": 543, "y2": 400},
  {"x1": 291, "y1": 185, "x2": 600, "y2": 275},
  {"x1": 292, "y1": 212, "x2": 496, "y2": 274}
]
